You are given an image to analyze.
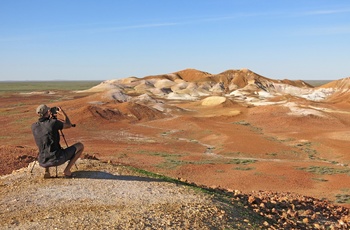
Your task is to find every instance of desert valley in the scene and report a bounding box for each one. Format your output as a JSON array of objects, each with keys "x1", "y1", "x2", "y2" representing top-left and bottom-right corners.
[{"x1": 1, "y1": 68, "x2": 350, "y2": 228}]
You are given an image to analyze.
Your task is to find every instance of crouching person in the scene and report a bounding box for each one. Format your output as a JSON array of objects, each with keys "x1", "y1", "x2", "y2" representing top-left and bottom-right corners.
[{"x1": 31, "y1": 104, "x2": 84, "y2": 178}]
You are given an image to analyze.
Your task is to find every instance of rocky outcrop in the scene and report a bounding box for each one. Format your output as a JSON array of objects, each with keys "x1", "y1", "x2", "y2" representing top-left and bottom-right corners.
[{"x1": 239, "y1": 190, "x2": 350, "y2": 229}]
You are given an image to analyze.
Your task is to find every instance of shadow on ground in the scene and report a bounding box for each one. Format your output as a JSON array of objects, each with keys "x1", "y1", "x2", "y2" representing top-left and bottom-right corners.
[{"x1": 72, "y1": 170, "x2": 163, "y2": 182}]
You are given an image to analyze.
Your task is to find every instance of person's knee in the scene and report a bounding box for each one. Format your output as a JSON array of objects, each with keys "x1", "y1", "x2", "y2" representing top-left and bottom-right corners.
[{"x1": 74, "y1": 142, "x2": 84, "y2": 153}]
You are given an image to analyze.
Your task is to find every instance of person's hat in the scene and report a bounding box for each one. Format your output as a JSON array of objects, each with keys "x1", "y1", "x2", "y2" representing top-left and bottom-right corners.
[{"x1": 36, "y1": 104, "x2": 50, "y2": 116}]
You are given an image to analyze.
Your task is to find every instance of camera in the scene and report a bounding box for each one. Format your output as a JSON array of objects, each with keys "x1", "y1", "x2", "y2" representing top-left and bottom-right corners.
[{"x1": 50, "y1": 106, "x2": 60, "y2": 116}]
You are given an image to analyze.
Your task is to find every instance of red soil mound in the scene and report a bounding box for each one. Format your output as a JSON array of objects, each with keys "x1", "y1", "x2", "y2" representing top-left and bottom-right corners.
[
  {"x1": 319, "y1": 77, "x2": 350, "y2": 89},
  {"x1": 320, "y1": 77, "x2": 350, "y2": 106},
  {"x1": 88, "y1": 102, "x2": 167, "y2": 122},
  {"x1": 0, "y1": 145, "x2": 37, "y2": 175},
  {"x1": 175, "y1": 68, "x2": 212, "y2": 82}
]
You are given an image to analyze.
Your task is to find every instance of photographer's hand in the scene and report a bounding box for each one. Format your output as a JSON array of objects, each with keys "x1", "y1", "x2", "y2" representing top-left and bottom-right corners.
[{"x1": 57, "y1": 107, "x2": 73, "y2": 129}]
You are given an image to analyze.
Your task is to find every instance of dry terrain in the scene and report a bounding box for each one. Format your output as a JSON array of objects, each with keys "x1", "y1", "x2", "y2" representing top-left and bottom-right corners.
[{"x1": 1, "y1": 68, "x2": 350, "y2": 228}]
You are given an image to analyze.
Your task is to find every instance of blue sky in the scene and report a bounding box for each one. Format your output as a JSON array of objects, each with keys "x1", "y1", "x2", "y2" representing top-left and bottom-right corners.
[{"x1": 1, "y1": 0, "x2": 349, "y2": 81}]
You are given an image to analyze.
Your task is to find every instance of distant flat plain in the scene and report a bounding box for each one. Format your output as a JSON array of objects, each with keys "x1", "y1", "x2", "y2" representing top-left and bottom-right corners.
[
  {"x1": 0, "y1": 81, "x2": 102, "y2": 93},
  {"x1": 303, "y1": 80, "x2": 332, "y2": 87},
  {"x1": 0, "y1": 80, "x2": 332, "y2": 93}
]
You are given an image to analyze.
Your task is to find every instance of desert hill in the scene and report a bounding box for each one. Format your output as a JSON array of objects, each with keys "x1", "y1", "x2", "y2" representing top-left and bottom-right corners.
[
  {"x1": 319, "y1": 76, "x2": 350, "y2": 89},
  {"x1": 76, "y1": 68, "x2": 348, "y2": 123},
  {"x1": 317, "y1": 77, "x2": 350, "y2": 106}
]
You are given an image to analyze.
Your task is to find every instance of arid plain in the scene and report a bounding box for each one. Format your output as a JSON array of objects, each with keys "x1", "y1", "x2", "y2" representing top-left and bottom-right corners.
[{"x1": 1, "y1": 68, "x2": 350, "y2": 207}]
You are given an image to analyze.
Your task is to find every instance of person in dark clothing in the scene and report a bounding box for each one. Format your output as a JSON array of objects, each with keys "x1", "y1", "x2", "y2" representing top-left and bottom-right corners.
[{"x1": 31, "y1": 104, "x2": 84, "y2": 178}]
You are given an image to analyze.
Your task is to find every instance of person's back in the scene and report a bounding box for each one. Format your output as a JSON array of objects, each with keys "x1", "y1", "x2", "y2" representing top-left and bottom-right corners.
[{"x1": 31, "y1": 116, "x2": 63, "y2": 167}]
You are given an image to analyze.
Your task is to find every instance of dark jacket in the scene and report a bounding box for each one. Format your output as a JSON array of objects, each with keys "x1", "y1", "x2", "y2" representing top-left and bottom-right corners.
[{"x1": 32, "y1": 117, "x2": 64, "y2": 167}]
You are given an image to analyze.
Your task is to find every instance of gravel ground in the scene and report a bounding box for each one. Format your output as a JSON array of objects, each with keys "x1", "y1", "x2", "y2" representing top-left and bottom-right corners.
[
  {"x1": 1, "y1": 159, "x2": 349, "y2": 229},
  {"x1": 0, "y1": 159, "x2": 250, "y2": 229}
]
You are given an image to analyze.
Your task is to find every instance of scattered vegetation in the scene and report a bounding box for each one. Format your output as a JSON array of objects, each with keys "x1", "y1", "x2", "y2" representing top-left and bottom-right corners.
[
  {"x1": 303, "y1": 147, "x2": 318, "y2": 159},
  {"x1": 294, "y1": 141, "x2": 320, "y2": 159},
  {"x1": 147, "y1": 151, "x2": 184, "y2": 158},
  {"x1": 232, "y1": 120, "x2": 262, "y2": 133},
  {"x1": 233, "y1": 166, "x2": 255, "y2": 171},
  {"x1": 157, "y1": 158, "x2": 185, "y2": 169},
  {"x1": 117, "y1": 153, "x2": 128, "y2": 159},
  {"x1": 233, "y1": 121, "x2": 250, "y2": 126},
  {"x1": 265, "y1": 136, "x2": 295, "y2": 143},
  {"x1": 222, "y1": 151, "x2": 242, "y2": 156},
  {"x1": 189, "y1": 159, "x2": 216, "y2": 165},
  {"x1": 312, "y1": 177, "x2": 328, "y2": 182},
  {"x1": 297, "y1": 166, "x2": 350, "y2": 175},
  {"x1": 136, "y1": 149, "x2": 258, "y2": 170},
  {"x1": 337, "y1": 188, "x2": 350, "y2": 204},
  {"x1": 136, "y1": 150, "x2": 186, "y2": 169},
  {"x1": 335, "y1": 194, "x2": 350, "y2": 204},
  {"x1": 296, "y1": 141, "x2": 312, "y2": 148},
  {"x1": 227, "y1": 158, "x2": 257, "y2": 165}
]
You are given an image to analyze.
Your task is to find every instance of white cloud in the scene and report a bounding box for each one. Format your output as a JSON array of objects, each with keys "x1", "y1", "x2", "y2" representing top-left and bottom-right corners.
[{"x1": 304, "y1": 9, "x2": 350, "y2": 16}]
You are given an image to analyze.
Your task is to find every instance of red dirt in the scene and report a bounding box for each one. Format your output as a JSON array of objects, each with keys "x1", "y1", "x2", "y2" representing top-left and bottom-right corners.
[{"x1": 1, "y1": 86, "x2": 350, "y2": 208}]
